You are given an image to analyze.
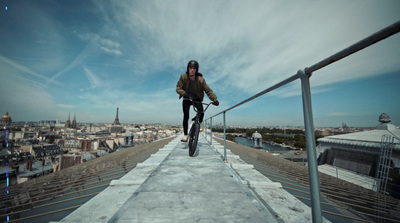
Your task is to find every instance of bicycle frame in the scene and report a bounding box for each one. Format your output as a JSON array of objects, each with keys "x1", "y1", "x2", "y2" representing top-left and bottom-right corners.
[{"x1": 184, "y1": 98, "x2": 214, "y2": 156}]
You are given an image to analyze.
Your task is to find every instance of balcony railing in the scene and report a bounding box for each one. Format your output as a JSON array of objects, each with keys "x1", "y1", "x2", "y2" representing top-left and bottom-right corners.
[{"x1": 203, "y1": 20, "x2": 400, "y2": 223}]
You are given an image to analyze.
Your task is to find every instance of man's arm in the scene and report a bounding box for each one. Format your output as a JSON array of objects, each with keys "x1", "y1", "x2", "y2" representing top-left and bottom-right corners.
[
  {"x1": 176, "y1": 75, "x2": 187, "y2": 98},
  {"x1": 202, "y1": 79, "x2": 217, "y2": 102}
]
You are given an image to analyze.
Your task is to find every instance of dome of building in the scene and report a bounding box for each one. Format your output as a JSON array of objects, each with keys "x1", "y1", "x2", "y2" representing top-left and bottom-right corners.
[
  {"x1": 252, "y1": 131, "x2": 262, "y2": 139},
  {"x1": 379, "y1": 113, "x2": 391, "y2": 123},
  {"x1": 0, "y1": 112, "x2": 12, "y2": 125}
]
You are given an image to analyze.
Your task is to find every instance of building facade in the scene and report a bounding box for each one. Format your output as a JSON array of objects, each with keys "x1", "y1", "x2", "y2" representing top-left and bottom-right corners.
[{"x1": 317, "y1": 113, "x2": 400, "y2": 198}]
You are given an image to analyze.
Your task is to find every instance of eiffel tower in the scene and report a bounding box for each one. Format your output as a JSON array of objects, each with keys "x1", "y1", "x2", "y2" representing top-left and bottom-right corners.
[{"x1": 113, "y1": 107, "x2": 121, "y2": 125}]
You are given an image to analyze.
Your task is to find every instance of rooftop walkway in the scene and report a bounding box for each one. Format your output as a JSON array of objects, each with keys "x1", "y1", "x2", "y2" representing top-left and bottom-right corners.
[{"x1": 54, "y1": 134, "x2": 323, "y2": 223}]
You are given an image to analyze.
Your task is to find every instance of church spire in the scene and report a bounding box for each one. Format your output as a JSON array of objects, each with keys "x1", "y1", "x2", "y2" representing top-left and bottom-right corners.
[
  {"x1": 72, "y1": 113, "x2": 77, "y2": 129},
  {"x1": 113, "y1": 107, "x2": 121, "y2": 125},
  {"x1": 65, "y1": 113, "x2": 71, "y2": 128}
]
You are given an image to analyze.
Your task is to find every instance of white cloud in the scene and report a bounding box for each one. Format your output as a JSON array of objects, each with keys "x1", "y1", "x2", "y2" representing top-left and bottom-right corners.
[
  {"x1": 74, "y1": 85, "x2": 182, "y2": 123},
  {"x1": 2, "y1": 0, "x2": 399, "y2": 125},
  {"x1": 99, "y1": 38, "x2": 122, "y2": 56},
  {"x1": 47, "y1": 40, "x2": 96, "y2": 84},
  {"x1": 100, "y1": 46, "x2": 122, "y2": 56},
  {"x1": 83, "y1": 66, "x2": 101, "y2": 89},
  {"x1": 0, "y1": 1, "x2": 73, "y2": 75},
  {"x1": 109, "y1": 0, "x2": 400, "y2": 94},
  {"x1": 0, "y1": 55, "x2": 49, "y2": 82},
  {"x1": 47, "y1": 27, "x2": 122, "y2": 84},
  {"x1": 0, "y1": 69, "x2": 55, "y2": 120}
]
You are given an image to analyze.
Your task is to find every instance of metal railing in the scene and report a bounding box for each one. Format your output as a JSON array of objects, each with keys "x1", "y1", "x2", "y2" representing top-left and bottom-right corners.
[{"x1": 203, "y1": 20, "x2": 400, "y2": 223}]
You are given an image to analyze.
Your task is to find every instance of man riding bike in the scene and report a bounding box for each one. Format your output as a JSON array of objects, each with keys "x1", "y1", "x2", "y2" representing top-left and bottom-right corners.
[{"x1": 176, "y1": 60, "x2": 219, "y2": 142}]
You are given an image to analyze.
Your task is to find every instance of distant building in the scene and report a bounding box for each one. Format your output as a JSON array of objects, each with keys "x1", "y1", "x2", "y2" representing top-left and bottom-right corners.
[
  {"x1": 123, "y1": 131, "x2": 135, "y2": 147},
  {"x1": 110, "y1": 107, "x2": 123, "y2": 133},
  {"x1": 8, "y1": 131, "x2": 36, "y2": 140},
  {"x1": 65, "y1": 113, "x2": 71, "y2": 128},
  {"x1": 317, "y1": 113, "x2": 400, "y2": 197},
  {"x1": 81, "y1": 140, "x2": 92, "y2": 151},
  {"x1": 252, "y1": 131, "x2": 263, "y2": 149},
  {"x1": 31, "y1": 144, "x2": 63, "y2": 159},
  {"x1": 109, "y1": 125, "x2": 123, "y2": 133},
  {"x1": 63, "y1": 139, "x2": 82, "y2": 150},
  {"x1": 39, "y1": 120, "x2": 59, "y2": 126},
  {"x1": 72, "y1": 113, "x2": 77, "y2": 129},
  {"x1": 65, "y1": 113, "x2": 78, "y2": 129},
  {"x1": 59, "y1": 154, "x2": 82, "y2": 170},
  {"x1": 113, "y1": 107, "x2": 121, "y2": 125},
  {"x1": 0, "y1": 112, "x2": 12, "y2": 126},
  {"x1": 56, "y1": 140, "x2": 65, "y2": 150}
]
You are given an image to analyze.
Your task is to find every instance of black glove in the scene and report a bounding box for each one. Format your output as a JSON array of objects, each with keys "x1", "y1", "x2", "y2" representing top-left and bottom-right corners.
[
  {"x1": 183, "y1": 93, "x2": 189, "y2": 99},
  {"x1": 212, "y1": 100, "x2": 219, "y2": 106}
]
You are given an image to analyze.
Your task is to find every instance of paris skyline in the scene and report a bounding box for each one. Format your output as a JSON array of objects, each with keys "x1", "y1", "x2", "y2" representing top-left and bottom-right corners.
[{"x1": 1, "y1": 0, "x2": 399, "y2": 127}]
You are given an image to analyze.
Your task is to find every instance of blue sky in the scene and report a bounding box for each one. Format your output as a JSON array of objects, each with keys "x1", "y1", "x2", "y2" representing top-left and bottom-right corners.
[{"x1": 0, "y1": 0, "x2": 399, "y2": 127}]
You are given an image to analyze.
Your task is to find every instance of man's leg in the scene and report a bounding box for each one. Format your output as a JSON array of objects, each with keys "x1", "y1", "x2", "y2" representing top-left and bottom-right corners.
[
  {"x1": 195, "y1": 102, "x2": 205, "y2": 132},
  {"x1": 182, "y1": 100, "x2": 191, "y2": 141},
  {"x1": 194, "y1": 100, "x2": 204, "y2": 123}
]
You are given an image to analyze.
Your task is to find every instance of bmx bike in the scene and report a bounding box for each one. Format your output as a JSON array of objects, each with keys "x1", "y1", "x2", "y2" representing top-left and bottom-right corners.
[{"x1": 184, "y1": 98, "x2": 215, "y2": 157}]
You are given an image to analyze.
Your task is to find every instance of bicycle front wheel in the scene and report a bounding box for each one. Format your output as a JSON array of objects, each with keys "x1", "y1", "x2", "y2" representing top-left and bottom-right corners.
[
  {"x1": 188, "y1": 124, "x2": 194, "y2": 149},
  {"x1": 189, "y1": 123, "x2": 200, "y2": 157}
]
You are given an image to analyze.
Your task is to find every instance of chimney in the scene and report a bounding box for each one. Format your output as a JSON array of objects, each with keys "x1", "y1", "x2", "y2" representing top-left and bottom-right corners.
[{"x1": 27, "y1": 160, "x2": 33, "y2": 171}]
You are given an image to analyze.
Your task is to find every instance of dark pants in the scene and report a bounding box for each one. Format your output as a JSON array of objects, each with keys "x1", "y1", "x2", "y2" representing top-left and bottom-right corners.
[{"x1": 182, "y1": 99, "x2": 204, "y2": 135}]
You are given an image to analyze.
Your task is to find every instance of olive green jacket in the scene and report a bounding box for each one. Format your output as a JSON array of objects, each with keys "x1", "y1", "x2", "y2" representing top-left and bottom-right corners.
[{"x1": 176, "y1": 72, "x2": 217, "y2": 102}]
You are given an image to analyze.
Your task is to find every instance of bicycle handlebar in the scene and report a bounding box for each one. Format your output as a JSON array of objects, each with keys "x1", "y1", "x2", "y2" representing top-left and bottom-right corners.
[{"x1": 183, "y1": 97, "x2": 215, "y2": 114}]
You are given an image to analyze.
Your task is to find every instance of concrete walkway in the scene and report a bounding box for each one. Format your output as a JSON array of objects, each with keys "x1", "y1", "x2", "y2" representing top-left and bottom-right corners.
[{"x1": 55, "y1": 134, "x2": 323, "y2": 223}]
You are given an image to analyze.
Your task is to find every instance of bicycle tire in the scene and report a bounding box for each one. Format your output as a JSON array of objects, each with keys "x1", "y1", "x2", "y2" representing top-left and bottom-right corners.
[
  {"x1": 188, "y1": 124, "x2": 194, "y2": 149},
  {"x1": 189, "y1": 123, "x2": 200, "y2": 157}
]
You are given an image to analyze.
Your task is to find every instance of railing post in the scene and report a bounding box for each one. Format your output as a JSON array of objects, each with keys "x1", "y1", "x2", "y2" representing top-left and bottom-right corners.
[
  {"x1": 223, "y1": 111, "x2": 227, "y2": 161},
  {"x1": 210, "y1": 117, "x2": 213, "y2": 144},
  {"x1": 297, "y1": 69, "x2": 322, "y2": 223},
  {"x1": 206, "y1": 119, "x2": 209, "y2": 140},
  {"x1": 203, "y1": 119, "x2": 207, "y2": 138}
]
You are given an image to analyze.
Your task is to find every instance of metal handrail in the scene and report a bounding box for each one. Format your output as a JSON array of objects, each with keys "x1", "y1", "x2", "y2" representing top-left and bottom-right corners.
[{"x1": 204, "y1": 20, "x2": 400, "y2": 223}]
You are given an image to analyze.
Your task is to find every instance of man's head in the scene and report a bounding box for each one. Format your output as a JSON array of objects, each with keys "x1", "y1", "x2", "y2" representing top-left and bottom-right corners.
[{"x1": 187, "y1": 60, "x2": 199, "y2": 80}]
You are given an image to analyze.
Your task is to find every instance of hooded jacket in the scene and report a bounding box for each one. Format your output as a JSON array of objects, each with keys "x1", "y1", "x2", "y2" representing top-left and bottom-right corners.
[{"x1": 176, "y1": 72, "x2": 217, "y2": 102}]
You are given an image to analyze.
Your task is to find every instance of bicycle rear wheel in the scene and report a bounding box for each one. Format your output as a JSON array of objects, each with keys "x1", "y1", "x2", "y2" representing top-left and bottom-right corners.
[{"x1": 189, "y1": 123, "x2": 200, "y2": 157}]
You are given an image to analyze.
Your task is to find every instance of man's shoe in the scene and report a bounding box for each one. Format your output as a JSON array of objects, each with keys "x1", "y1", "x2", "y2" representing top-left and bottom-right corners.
[
  {"x1": 181, "y1": 135, "x2": 188, "y2": 142},
  {"x1": 200, "y1": 128, "x2": 203, "y2": 132}
]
